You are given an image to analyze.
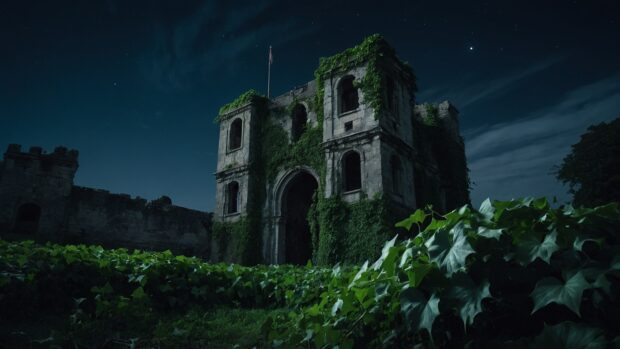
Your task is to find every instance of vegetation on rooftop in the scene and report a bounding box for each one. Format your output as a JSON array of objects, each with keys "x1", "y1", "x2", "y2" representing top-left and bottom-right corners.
[
  {"x1": 421, "y1": 103, "x2": 440, "y2": 126},
  {"x1": 313, "y1": 33, "x2": 416, "y2": 122},
  {"x1": 215, "y1": 89, "x2": 265, "y2": 123}
]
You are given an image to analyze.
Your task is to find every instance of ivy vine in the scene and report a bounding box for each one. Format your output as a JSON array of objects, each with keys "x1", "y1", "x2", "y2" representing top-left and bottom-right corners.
[
  {"x1": 313, "y1": 34, "x2": 415, "y2": 121},
  {"x1": 214, "y1": 89, "x2": 264, "y2": 123},
  {"x1": 214, "y1": 35, "x2": 414, "y2": 265},
  {"x1": 422, "y1": 103, "x2": 440, "y2": 126}
]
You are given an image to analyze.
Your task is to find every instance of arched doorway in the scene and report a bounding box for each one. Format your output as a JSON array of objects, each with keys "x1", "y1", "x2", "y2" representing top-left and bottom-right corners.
[
  {"x1": 14, "y1": 203, "x2": 41, "y2": 234},
  {"x1": 280, "y1": 171, "x2": 318, "y2": 265}
]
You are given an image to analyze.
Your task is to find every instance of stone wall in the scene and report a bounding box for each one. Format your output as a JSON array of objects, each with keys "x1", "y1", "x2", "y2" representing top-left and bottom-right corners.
[
  {"x1": 0, "y1": 144, "x2": 213, "y2": 259},
  {"x1": 65, "y1": 187, "x2": 212, "y2": 258}
]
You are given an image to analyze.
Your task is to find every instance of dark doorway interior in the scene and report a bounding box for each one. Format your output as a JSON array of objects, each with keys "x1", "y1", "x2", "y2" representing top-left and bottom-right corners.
[
  {"x1": 339, "y1": 76, "x2": 359, "y2": 113},
  {"x1": 226, "y1": 181, "x2": 239, "y2": 214},
  {"x1": 14, "y1": 203, "x2": 41, "y2": 234},
  {"x1": 291, "y1": 104, "x2": 307, "y2": 141},
  {"x1": 282, "y1": 171, "x2": 318, "y2": 265},
  {"x1": 343, "y1": 151, "x2": 362, "y2": 191}
]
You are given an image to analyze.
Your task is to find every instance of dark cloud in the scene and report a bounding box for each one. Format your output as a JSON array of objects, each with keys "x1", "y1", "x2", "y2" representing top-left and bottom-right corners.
[
  {"x1": 141, "y1": 1, "x2": 320, "y2": 89},
  {"x1": 465, "y1": 75, "x2": 620, "y2": 206},
  {"x1": 2, "y1": 0, "x2": 618, "y2": 211},
  {"x1": 419, "y1": 57, "x2": 563, "y2": 108}
]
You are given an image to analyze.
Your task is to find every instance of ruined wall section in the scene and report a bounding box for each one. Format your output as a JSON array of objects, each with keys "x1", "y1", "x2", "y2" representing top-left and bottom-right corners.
[
  {"x1": 66, "y1": 187, "x2": 212, "y2": 258},
  {"x1": 1, "y1": 144, "x2": 213, "y2": 259},
  {"x1": 413, "y1": 102, "x2": 470, "y2": 212},
  {"x1": 269, "y1": 81, "x2": 319, "y2": 137}
]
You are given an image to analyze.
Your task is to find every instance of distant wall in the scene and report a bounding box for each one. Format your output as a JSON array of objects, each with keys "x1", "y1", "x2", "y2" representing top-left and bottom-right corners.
[
  {"x1": 65, "y1": 187, "x2": 212, "y2": 258},
  {"x1": 0, "y1": 144, "x2": 214, "y2": 259}
]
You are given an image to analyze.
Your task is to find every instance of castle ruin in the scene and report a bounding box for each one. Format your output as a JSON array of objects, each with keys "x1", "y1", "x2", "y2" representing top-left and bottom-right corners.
[
  {"x1": 213, "y1": 35, "x2": 469, "y2": 265},
  {"x1": 0, "y1": 35, "x2": 469, "y2": 265}
]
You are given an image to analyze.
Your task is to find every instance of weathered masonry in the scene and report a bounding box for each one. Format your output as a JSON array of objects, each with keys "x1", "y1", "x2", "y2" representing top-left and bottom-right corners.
[
  {"x1": 213, "y1": 35, "x2": 470, "y2": 266},
  {"x1": 0, "y1": 144, "x2": 212, "y2": 257},
  {"x1": 0, "y1": 35, "x2": 469, "y2": 265}
]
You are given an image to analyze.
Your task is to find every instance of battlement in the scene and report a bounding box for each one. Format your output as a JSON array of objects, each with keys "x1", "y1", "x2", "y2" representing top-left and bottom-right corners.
[
  {"x1": 70, "y1": 186, "x2": 210, "y2": 218},
  {"x1": 4, "y1": 144, "x2": 79, "y2": 168}
]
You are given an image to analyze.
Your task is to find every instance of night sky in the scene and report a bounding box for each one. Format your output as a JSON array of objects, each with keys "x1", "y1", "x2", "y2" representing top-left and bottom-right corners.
[{"x1": 1, "y1": 0, "x2": 619, "y2": 211}]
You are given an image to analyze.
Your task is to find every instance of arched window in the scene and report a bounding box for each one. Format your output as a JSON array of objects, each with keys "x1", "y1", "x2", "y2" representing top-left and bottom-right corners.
[
  {"x1": 342, "y1": 151, "x2": 362, "y2": 191},
  {"x1": 14, "y1": 203, "x2": 41, "y2": 234},
  {"x1": 226, "y1": 181, "x2": 240, "y2": 214},
  {"x1": 229, "y1": 118, "x2": 242, "y2": 150},
  {"x1": 291, "y1": 104, "x2": 307, "y2": 141},
  {"x1": 391, "y1": 155, "x2": 402, "y2": 193},
  {"x1": 339, "y1": 76, "x2": 359, "y2": 114}
]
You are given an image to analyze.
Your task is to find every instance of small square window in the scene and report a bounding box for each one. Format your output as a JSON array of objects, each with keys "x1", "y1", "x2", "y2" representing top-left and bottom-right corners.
[{"x1": 344, "y1": 121, "x2": 353, "y2": 131}]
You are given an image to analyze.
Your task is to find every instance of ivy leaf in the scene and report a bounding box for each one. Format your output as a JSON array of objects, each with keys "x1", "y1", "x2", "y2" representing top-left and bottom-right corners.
[
  {"x1": 530, "y1": 271, "x2": 589, "y2": 316},
  {"x1": 424, "y1": 222, "x2": 475, "y2": 276},
  {"x1": 400, "y1": 288, "x2": 440, "y2": 334},
  {"x1": 593, "y1": 273, "x2": 612, "y2": 297},
  {"x1": 131, "y1": 286, "x2": 146, "y2": 300},
  {"x1": 331, "y1": 298, "x2": 343, "y2": 316},
  {"x1": 371, "y1": 235, "x2": 398, "y2": 272},
  {"x1": 399, "y1": 247, "x2": 415, "y2": 268},
  {"x1": 573, "y1": 236, "x2": 603, "y2": 252},
  {"x1": 425, "y1": 218, "x2": 447, "y2": 232},
  {"x1": 477, "y1": 226, "x2": 503, "y2": 240},
  {"x1": 514, "y1": 230, "x2": 559, "y2": 265},
  {"x1": 530, "y1": 321, "x2": 606, "y2": 349},
  {"x1": 349, "y1": 260, "x2": 369, "y2": 288},
  {"x1": 479, "y1": 198, "x2": 495, "y2": 221},
  {"x1": 610, "y1": 255, "x2": 620, "y2": 271},
  {"x1": 395, "y1": 210, "x2": 427, "y2": 231},
  {"x1": 404, "y1": 262, "x2": 433, "y2": 288},
  {"x1": 444, "y1": 273, "x2": 491, "y2": 327}
]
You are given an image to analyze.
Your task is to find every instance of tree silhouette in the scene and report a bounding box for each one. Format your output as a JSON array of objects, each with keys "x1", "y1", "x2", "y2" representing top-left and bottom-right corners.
[{"x1": 556, "y1": 118, "x2": 620, "y2": 206}]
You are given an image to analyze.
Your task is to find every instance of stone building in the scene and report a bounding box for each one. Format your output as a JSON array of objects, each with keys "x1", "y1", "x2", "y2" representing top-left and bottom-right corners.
[
  {"x1": 0, "y1": 144, "x2": 212, "y2": 257},
  {"x1": 214, "y1": 35, "x2": 469, "y2": 265},
  {"x1": 0, "y1": 35, "x2": 469, "y2": 266}
]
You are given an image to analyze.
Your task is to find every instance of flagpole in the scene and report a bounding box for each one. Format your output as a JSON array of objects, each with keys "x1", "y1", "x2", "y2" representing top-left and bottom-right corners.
[{"x1": 267, "y1": 45, "x2": 272, "y2": 99}]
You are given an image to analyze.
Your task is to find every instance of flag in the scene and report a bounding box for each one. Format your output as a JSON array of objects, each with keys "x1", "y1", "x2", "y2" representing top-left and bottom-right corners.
[{"x1": 269, "y1": 45, "x2": 273, "y2": 65}]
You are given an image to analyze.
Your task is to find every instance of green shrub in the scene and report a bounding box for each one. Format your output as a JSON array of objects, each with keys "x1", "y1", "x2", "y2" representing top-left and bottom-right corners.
[
  {"x1": 3, "y1": 197, "x2": 618, "y2": 347},
  {"x1": 0, "y1": 241, "x2": 333, "y2": 346},
  {"x1": 263, "y1": 198, "x2": 620, "y2": 348}
]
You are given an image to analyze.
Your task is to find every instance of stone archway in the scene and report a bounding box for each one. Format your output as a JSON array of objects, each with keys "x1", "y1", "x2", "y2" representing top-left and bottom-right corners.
[
  {"x1": 275, "y1": 169, "x2": 319, "y2": 265},
  {"x1": 14, "y1": 203, "x2": 41, "y2": 234}
]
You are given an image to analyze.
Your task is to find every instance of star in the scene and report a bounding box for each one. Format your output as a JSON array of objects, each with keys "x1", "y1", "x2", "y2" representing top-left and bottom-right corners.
[{"x1": 469, "y1": 46, "x2": 474, "y2": 51}]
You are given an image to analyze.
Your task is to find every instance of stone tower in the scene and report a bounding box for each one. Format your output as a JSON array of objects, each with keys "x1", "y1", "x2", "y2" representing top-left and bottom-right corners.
[
  {"x1": 0, "y1": 144, "x2": 79, "y2": 239},
  {"x1": 320, "y1": 44, "x2": 417, "y2": 216},
  {"x1": 214, "y1": 96, "x2": 260, "y2": 221},
  {"x1": 213, "y1": 35, "x2": 469, "y2": 265}
]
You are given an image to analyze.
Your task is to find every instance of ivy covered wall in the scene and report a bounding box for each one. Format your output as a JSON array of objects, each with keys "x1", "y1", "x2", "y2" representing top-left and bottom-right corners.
[{"x1": 212, "y1": 34, "x2": 468, "y2": 266}]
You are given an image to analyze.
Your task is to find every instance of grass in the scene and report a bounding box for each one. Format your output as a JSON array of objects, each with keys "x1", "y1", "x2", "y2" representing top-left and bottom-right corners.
[
  {"x1": 0, "y1": 307, "x2": 286, "y2": 348},
  {"x1": 152, "y1": 307, "x2": 286, "y2": 348}
]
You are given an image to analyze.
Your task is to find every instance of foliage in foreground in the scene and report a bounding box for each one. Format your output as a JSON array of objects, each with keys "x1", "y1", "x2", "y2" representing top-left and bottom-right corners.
[
  {"x1": 0, "y1": 241, "x2": 332, "y2": 347},
  {"x1": 1, "y1": 197, "x2": 619, "y2": 348},
  {"x1": 263, "y1": 198, "x2": 620, "y2": 347}
]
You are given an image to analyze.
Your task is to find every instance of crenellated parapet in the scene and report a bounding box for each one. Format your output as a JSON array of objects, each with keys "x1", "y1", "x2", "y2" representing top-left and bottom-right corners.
[
  {"x1": 3, "y1": 144, "x2": 79, "y2": 173},
  {"x1": 0, "y1": 144, "x2": 213, "y2": 258}
]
